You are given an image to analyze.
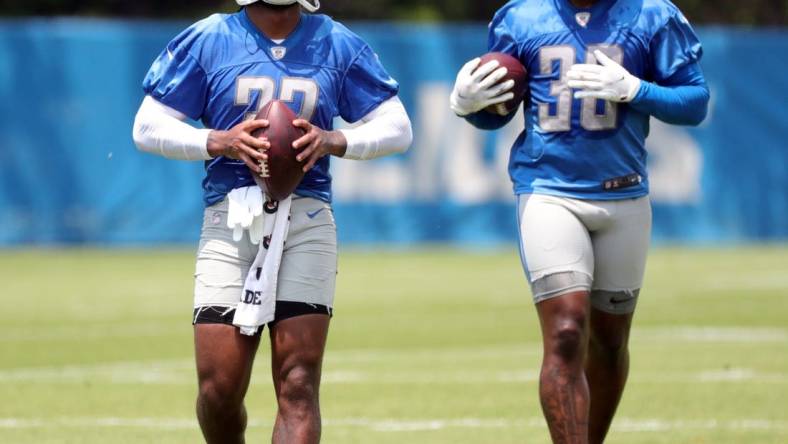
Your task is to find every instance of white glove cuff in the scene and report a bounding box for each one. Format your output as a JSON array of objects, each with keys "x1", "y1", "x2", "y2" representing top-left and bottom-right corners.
[{"x1": 624, "y1": 76, "x2": 642, "y2": 102}]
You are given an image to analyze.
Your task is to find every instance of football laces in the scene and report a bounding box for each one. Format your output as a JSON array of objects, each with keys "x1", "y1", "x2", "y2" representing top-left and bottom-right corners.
[{"x1": 258, "y1": 158, "x2": 270, "y2": 178}]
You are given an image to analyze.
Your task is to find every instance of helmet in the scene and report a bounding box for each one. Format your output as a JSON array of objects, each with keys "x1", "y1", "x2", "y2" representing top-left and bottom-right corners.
[{"x1": 236, "y1": 0, "x2": 320, "y2": 13}]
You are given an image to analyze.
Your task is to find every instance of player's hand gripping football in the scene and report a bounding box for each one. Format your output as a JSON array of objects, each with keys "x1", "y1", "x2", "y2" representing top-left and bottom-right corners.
[
  {"x1": 207, "y1": 119, "x2": 271, "y2": 174},
  {"x1": 450, "y1": 58, "x2": 515, "y2": 116},
  {"x1": 292, "y1": 120, "x2": 347, "y2": 172},
  {"x1": 567, "y1": 49, "x2": 641, "y2": 103}
]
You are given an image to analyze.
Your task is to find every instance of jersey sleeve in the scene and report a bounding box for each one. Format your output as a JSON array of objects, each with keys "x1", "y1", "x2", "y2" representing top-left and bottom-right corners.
[
  {"x1": 488, "y1": 9, "x2": 520, "y2": 56},
  {"x1": 649, "y1": 10, "x2": 703, "y2": 83},
  {"x1": 142, "y1": 30, "x2": 208, "y2": 121},
  {"x1": 338, "y1": 46, "x2": 399, "y2": 123}
]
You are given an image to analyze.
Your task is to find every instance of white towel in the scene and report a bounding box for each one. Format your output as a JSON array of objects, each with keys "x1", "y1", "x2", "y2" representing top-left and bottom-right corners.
[{"x1": 225, "y1": 186, "x2": 292, "y2": 336}]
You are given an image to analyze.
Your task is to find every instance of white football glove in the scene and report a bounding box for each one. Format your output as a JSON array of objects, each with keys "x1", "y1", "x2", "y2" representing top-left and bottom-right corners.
[
  {"x1": 567, "y1": 50, "x2": 641, "y2": 103},
  {"x1": 226, "y1": 186, "x2": 264, "y2": 244},
  {"x1": 450, "y1": 58, "x2": 516, "y2": 116}
]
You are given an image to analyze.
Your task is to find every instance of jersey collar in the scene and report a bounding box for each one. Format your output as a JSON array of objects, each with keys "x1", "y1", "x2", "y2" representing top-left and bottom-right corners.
[
  {"x1": 238, "y1": 8, "x2": 308, "y2": 54},
  {"x1": 553, "y1": 0, "x2": 617, "y2": 29}
]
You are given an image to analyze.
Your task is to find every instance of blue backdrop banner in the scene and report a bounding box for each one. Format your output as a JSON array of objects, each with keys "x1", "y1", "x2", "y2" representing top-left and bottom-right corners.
[{"x1": 0, "y1": 19, "x2": 786, "y2": 246}]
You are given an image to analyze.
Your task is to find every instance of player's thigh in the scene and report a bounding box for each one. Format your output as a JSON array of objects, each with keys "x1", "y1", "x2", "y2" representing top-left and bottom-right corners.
[
  {"x1": 517, "y1": 194, "x2": 594, "y2": 302},
  {"x1": 277, "y1": 197, "x2": 337, "y2": 308},
  {"x1": 193, "y1": 199, "x2": 257, "y2": 313},
  {"x1": 590, "y1": 196, "x2": 651, "y2": 314}
]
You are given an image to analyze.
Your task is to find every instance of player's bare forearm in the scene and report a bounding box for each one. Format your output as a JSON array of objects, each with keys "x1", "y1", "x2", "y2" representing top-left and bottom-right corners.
[
  {"x1": 314, "y1": 129, "x2": 347, "y2": 158},
  {"x1": 206, "y1": 130, "x2": 232, "y2": 158},
  {"x1": 292, "y1": 120, "x2": 347, "y2": 172},
  {"x1": 330, "y1": 131, "x2": 348, "y2": 156},
  {"x1": 207, "y1": 120, "x2": 270, "y2": 174}
]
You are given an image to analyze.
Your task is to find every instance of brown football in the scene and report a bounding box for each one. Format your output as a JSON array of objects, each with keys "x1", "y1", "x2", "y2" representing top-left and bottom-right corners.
[
  {"x1": 251, "y1": 100, "x2": 306, "y2": 201},
  {"x1": 478, "y1": 52, "x2": 529, "y2": 116}
]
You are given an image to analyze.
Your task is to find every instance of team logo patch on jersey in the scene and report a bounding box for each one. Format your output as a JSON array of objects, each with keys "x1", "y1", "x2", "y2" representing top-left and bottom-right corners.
[
  {"x1": 575, "y1": 12, "x2": 591, "y2": 27},
  {"x1": 270, "y1": 46, "x2": 287, "y2": 60}
]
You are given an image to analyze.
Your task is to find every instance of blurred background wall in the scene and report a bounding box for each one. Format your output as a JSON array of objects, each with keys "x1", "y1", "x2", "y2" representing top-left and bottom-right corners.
[{"x1": 0, "y1": 1, "x2": 786, "y2": 246}]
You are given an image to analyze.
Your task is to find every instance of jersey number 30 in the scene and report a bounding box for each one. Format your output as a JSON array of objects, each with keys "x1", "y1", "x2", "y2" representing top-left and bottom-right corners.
[
  {"x1": 235, "y1": 76, "x2": 319, "y2": 121},
  {"x1": 538, "y1": 45, "x2": 623, "y2": 132}
]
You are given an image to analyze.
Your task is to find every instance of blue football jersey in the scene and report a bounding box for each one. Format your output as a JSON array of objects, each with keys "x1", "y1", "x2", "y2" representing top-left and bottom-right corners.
[
  {"x1": 489, "y1": 0, "x2": 703, "y2": 199},
  {"x1": 143, "y1": 10, "x2": 399, "y2": 205}
]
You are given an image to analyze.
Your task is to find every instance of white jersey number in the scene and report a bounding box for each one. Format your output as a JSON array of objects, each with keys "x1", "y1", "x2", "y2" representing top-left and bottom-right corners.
[
  {"x1": 235, "y1": 76, "x2": 319, "y2": 121},
  {"x1": 538, "y1": 44, "x2": 623, "y2": 132}
]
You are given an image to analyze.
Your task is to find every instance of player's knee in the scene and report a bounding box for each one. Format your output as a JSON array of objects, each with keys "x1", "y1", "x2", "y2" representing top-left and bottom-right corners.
[
  {"x1": 589, "y1": 326, "x2": 631, "y2": 365},
  {"x1": 198, "y1": 377, "x2": 244, "y2": 413},
  {"x1": 549, "y1": 320, "x2": 587, "y2": 363},
  {"x1": 591, "y1": 333, "x2": 627, "y2": 355},
  {"x1": 277, "y1": 363, "x2": 320, "y2": 416}
]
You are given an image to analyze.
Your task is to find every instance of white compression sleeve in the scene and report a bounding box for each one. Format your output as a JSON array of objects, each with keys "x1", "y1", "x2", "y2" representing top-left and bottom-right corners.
[
  {"x1": 339, "y1": 96, "x2": 413, "y2": 160},
  {"x1": 132, "y1": 95, "x2": 212, "y2": 161}
]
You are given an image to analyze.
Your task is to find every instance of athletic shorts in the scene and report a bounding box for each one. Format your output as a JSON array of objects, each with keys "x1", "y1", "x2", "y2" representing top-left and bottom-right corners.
[
  {"x1": 516, "y1": 194, "x2": 651, "y2": 313},
  {"x1": 193, "y1": 195, "x2": 337, "y2": 325}
]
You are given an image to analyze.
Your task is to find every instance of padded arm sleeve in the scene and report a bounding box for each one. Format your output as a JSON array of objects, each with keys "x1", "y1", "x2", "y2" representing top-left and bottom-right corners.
[
  {"x1": 339, "y1": 96, "x2": 413, "y2": 160},
  {"x1": 132, "y1": 95, "x2": 212, "y2": 161}
]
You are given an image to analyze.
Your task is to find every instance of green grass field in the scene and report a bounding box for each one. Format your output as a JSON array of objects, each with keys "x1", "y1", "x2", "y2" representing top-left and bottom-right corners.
[{"x1": 1, "y1": 247, "x2": 787, "y2": 443}]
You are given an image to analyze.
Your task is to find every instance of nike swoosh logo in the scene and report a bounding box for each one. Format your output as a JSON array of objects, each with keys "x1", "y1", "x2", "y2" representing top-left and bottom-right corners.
[{"x1": 306, "y1": 208, "x2": 326, "y2": 219}]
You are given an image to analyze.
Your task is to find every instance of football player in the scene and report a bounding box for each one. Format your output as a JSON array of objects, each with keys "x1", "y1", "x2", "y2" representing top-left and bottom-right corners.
[
  {"x1": 450, "y1": 0, "x2": 709, "y2": 442},
  {"x1": 132, "y1": 1, "x2": 412, "y2": 442}
]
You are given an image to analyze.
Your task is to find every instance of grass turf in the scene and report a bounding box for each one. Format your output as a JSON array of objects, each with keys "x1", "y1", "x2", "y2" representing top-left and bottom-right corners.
[{"x1": 0, "y1": 246, "x2": 786, "y2": 443}]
